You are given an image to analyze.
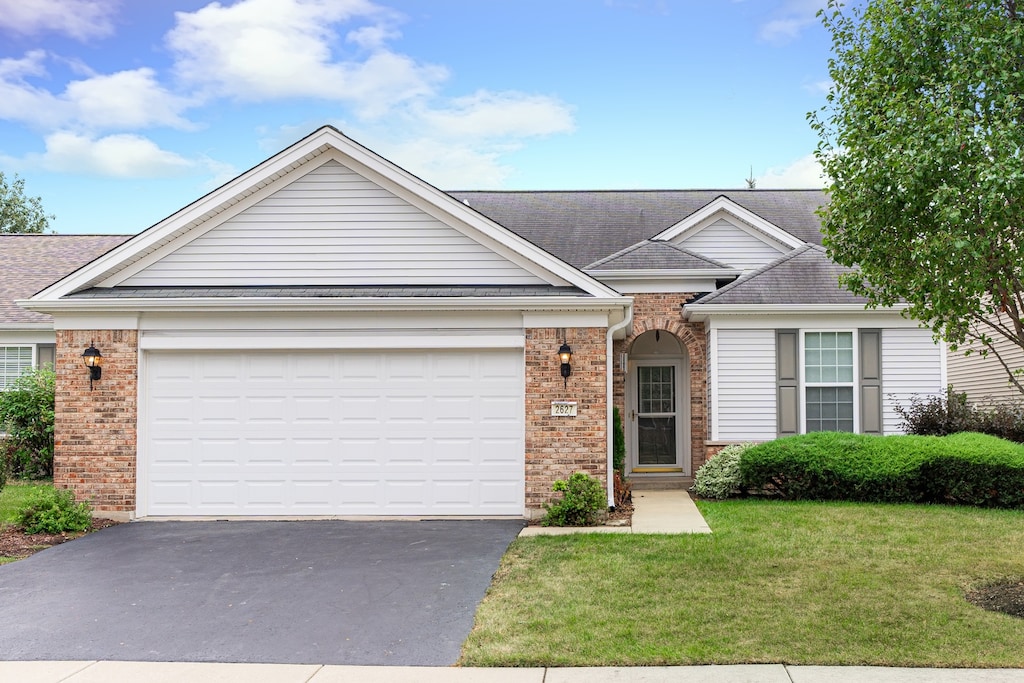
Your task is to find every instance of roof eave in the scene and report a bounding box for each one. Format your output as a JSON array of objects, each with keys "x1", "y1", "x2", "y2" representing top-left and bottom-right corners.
[
  {"x1": 584, "y1": 268, "x2": 740, "y2": 280},
  {"x1": 683, "y1": 302, "x2": 905, "y2": 321},
  {"x1": 19, "y1": 295, "x2": 634, "y2": 315}
]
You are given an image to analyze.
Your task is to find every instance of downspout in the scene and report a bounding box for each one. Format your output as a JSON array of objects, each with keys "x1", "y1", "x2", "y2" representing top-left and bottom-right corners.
[{"x1": 606, "y1": 301, "x2": 633, "y2": 508}]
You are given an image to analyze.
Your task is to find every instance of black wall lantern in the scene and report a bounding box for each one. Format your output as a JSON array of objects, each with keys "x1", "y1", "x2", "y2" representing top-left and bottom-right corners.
[
  {"x1": 82, "y1": 342, "x2": 102, "y2": 390},
  {"x1": 558, "y1": 341, "x2": 572, "y2": 388}
]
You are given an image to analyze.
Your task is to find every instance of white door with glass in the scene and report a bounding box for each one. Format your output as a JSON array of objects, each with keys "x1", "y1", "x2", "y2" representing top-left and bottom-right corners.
[{"x1": 627, "y1": 359, "x2": 687, "y2": 474}]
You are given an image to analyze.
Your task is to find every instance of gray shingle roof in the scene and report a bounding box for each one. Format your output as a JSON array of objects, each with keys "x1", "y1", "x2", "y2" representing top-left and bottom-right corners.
[
  {"x1": 450, "y1": 189, "x2": 827, "y2": 269},
  {"x1": 586, "y1": 240, "x2": 732, "y2": 271},
  {"x1": 0, "y1": 235, "x2": 131, "y2": 324},
  {"x1": 65, "y1": 285, "x2": 588, "y2": 299},
  {"x1": 694, "y1": 244, "x2": 870, "y2": 306}
]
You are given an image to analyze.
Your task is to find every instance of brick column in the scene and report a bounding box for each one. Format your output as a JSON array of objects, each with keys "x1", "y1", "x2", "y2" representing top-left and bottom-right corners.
[
  {"x1": 54, "y1": 330, "x2": 138, "y2": 519},
  {"x1": 524, "y1": 327, "x2": 608, "y2": 515}
]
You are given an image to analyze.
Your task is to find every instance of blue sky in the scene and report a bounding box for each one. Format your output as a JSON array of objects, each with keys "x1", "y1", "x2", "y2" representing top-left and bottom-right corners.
[{"x1": 0, "y1": 0, "x2": 831, "y2": 234}]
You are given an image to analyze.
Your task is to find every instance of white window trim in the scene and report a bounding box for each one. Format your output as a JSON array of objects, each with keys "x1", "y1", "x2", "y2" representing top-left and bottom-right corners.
[{"x1": 799, "y1": 330, "x2": 858, "y2": 434}]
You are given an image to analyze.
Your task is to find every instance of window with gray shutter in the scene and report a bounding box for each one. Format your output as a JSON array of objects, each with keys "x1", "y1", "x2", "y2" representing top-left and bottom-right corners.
[
  {"x1": 859, "y1": 329, "x2": 882, "y2": 434},
  {"x1": 777, "y1": 329, "x2": 800, "y2": 435}
]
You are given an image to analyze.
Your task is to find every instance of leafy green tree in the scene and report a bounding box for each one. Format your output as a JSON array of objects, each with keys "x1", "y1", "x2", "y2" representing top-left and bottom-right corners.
[
  {"x1": 0, "y1": 171, "x2": 53, "y2": 234},
  {"x1": 0, "y1": 366, "x2": 56, "y2": 478},
  {"x1": 810, "y1": 1, "x2": 1024, "y2": 393}
]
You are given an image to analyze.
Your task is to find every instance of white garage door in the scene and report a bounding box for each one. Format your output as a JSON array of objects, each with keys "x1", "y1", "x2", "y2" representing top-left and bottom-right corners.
[{"x1": 142, "y1": 349, "x2": 524, "y2": 517}]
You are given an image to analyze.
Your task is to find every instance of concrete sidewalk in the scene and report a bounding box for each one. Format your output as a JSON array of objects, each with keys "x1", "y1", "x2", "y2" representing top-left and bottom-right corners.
[
  {"x1": 519, "y1": 488, "x2": 712, "y2": 536},
  {"x1": 3, "y1": 661, "x2": 1023, "y2": 682}
]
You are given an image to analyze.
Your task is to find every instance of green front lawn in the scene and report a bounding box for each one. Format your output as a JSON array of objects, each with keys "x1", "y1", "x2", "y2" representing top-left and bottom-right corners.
[
  {"x1": 0, "y1": 480, "x2": 50, "y2": 524},
  {"x1": 461, "y1": 500, "x2": 1024, "y2": 667}
]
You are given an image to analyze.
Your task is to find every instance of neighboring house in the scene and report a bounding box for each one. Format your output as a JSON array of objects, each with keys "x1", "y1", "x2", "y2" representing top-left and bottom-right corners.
[
  {"x1": 947, "y1": 329, "x2": 1024, "y2": 404},
  {"x1": 0, "y1": 235, "x2": 131, "y2": 388},
  {"x1": 9, "y1": 126, "x2": 946, "y2": 520}
]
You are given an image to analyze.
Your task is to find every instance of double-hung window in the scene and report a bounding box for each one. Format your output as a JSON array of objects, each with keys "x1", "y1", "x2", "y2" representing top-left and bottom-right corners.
[
  {"x1": 0, "y1": 346, "x2": 33, "y2": 390},
  {"x1": 804, "y1": 331, "x2": 854, "y2": 432}
]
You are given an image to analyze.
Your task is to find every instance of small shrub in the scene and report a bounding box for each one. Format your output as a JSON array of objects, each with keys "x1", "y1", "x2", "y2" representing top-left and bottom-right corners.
[
  {"x1": 691, "y1": 443, "x2": 751, "y2": 499},
  {"x1": 896, "y1": 385, "x2": 1024, "y2": 443},
  {"x1": 0, "y1": 366, "x2": 55, "y2": 478},
  {"x1": 542, "y1": 472, "x2": 607, "y2": 526},
  {"x1": 896, "y1": 385, "x2": 977, "y2": 437},
  {"x1": 974, "y1": 400, "x2": 1024, "y2": 443},
  {"x1": 17, "y1": 487, "x2": 92, "y2": 534}
]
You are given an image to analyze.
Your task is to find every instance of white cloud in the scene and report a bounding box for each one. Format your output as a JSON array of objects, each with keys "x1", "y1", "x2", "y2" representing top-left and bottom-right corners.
[
  {"x1": 759, "y1": 0, "x2": 826, "y2": 45},
  {"x1": 0, "y1": 0, "x2": 118, "y2": 41},
  {"x1": 0, "y1": 52, "x2": 71, "y2": 129},
  {"x1": 347, "y1": 24, "x2": 400, "y2": 50},
  {"x1": 65, "y1": 69, "x2": 195, "y2": 130},
  {"x1": 0, "y1": 53, "x2": 194, "y2": 131},
  {"x1": 364, "y1": 135, "x2": 514, "y2": 188},
  {"x1": 803, "y1": 79, "x2": 832, "y2": 96},
  {"x1": 167, "y1": 0, "x2": 446, "y2": 117},
  {"x1": 39, "y1": 131, "x2": 195, "y2": 177},
  {"x1": 756, "y1": 153, "x2": 828, "y2": 188},
  {"x1": 416, "y1": 91, "x2": 575, "y2": 139}
]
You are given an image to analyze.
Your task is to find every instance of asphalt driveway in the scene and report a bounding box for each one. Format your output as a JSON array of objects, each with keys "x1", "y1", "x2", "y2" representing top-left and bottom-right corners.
[{"x1": 0, "y1": 519, "x2": 524, "y2": 665}]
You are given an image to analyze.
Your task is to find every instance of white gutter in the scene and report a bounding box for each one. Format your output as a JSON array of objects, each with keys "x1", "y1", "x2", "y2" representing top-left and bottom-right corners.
[
  {"x1": 605, "y1": 302, "x2": 634, "y2": 508},
  {"x1": 583, "y1": 269, "x2": 740, "y2": 280},
  {"x1": 18, "y1": 296, "x2": 632, "y2": 315},
  {"x1": 684, "y1": 302, "x2": 908, "y2": 321}
]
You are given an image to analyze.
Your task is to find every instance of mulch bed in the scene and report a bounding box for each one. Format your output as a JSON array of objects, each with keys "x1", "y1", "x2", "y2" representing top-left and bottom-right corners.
[
  {"x1": 966, "y1": 580, "x2": 1024, "y2": 619},
  {"x1": 0, "y1": 518, "x2": 121, "y2": 562}
]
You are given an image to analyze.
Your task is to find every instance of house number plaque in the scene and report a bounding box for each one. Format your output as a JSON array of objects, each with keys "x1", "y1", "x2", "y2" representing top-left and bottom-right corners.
[{"x1": 550, "y1": 401, "x2": 578, "y2": 417}]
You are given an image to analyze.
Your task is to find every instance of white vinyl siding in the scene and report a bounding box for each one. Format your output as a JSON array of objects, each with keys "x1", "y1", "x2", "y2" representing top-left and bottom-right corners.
[
  {"x1": 673, "y1": 218, "x2": 787, "y2": 271},
  {"x1": 0, "y1": 346, "x2": 33, "y2": 390},
  {"x1": 947, "y1": 333, "x2": 1024, "y2": 403},
  {"x1": 122, "y1": 160, "x2": 545, "y2": 287},
  {"x1": 882, "y1": 328, "x2": 944, "y2": 434},
  {"x1": 716, "y1": 329, "x2": 777, "y2": 440}
]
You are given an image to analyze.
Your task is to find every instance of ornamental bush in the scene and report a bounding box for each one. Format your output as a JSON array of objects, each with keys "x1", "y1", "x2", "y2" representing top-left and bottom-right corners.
[
  {"x1": 739, "y1": 431, "x2": 1024, "y2": 509},
  {"x1": 542, "y1": 472, "x2": 607, "y2": 526},
  {"x1": 691, "y1": 443, "x2": 751, "y2": 499},
  {"x1": 896, "y1": 385, "x2": 1024, "y2": 443},
  {"x1": 17, "y1": 487, "x2": 92, "y2": 534},
  {"x1": 0, "y1": 366, "x2": 55, "y2": 478}
]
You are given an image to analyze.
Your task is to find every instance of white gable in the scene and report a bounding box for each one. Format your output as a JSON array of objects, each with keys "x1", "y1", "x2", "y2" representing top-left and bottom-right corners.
[
  {"x1": 671, "y1": 216, "x2": 787, "y2": 272},
  {"x1": 119, "y1": 160, "x2": 546, "y2": 287},
  {"x1": 29, "y1": 128, "x2": 624, "y2": 304}
]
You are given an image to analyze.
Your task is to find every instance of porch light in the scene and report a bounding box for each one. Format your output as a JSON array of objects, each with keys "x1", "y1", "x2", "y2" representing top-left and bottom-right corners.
[
  {"x1": 82, "y1": 342, "x2": 102, "y2": 389},
  {"x1": 558, "y1": 341, "x2": 572, "y2": 388}
]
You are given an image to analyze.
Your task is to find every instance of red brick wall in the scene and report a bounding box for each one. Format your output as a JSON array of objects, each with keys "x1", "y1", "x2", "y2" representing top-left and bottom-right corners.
[
  {"x1": 612, "y1": 293, "x2": 709, "y2": 474},
  {"x1": 524, "y1": 327, "x2": 608, "y2": 513},
  {"x1": 54, "y1": 330, "x2": 138, "y2": 517}
]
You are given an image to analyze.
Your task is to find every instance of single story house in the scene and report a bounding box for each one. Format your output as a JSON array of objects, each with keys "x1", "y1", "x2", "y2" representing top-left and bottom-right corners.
[{"x1": 6, "y1": 126, "x2": 946, "y2": 520}]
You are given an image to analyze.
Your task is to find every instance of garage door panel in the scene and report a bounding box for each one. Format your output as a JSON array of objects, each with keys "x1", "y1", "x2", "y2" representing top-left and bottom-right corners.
[{"x1": 144, "y1": 349, "x2": 524, "y2": 516}]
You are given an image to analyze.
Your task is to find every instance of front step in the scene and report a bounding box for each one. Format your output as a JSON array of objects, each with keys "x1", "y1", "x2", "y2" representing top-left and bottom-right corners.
[{"x1": 628, "y1": 475, "x2": 693, "y2": 491}]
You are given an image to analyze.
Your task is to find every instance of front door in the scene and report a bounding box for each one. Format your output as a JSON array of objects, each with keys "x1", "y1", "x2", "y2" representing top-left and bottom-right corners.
[{"x1": 628, "y1": 360, "x2": 686, "y2": 473}]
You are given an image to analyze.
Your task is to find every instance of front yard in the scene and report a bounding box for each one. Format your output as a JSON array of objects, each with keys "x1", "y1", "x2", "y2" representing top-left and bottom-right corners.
[
  {"x1": 461, "y1": 499, "x2": 1024, "y2": 667},
  {"x1": 0, "y1": 481, "x2": 114, "y2": 564}
]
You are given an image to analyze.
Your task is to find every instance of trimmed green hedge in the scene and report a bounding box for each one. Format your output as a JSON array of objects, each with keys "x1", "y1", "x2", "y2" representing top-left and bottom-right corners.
[{"x1": 740, "y1": 432, "x2": 1024, "y2": 508}]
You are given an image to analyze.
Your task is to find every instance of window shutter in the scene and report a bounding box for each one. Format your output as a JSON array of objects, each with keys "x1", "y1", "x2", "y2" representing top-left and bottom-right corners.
[
  {"x1": 859, "y1": 329, "x2": 882, "y2": 434},
  {"x1": 777, "y1": 329, "x2": 800, "y2": 436}
]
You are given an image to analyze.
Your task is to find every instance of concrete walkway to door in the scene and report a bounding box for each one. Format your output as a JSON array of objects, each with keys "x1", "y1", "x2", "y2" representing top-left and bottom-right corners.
[{"x1": 518, "y1": 489, "x2": 711, "y2": 536}]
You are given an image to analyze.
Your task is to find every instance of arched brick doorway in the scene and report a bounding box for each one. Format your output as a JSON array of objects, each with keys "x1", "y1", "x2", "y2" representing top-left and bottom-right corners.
[{"x1": 623, "y1": 329, "x2": 691, "y2": 476}]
